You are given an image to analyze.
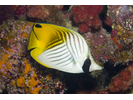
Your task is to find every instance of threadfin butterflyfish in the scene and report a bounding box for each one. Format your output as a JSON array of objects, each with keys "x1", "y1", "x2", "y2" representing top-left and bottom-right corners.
[{"x1": 28, "y1": 23, "x2": 102, "y2": 73}]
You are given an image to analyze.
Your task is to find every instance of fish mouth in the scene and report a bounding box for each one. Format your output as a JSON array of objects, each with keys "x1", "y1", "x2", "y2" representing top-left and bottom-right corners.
[{"x1": 28, "y1": 47, "x2": 36, "y2": 51}]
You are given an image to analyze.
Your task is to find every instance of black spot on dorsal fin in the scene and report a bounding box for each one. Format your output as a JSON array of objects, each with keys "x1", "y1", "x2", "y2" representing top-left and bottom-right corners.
[
  {"x1": 82, "y1": 59, "x2": 91, "y2": 73},
  {"x1": 35, "y1": 24, "x2": 42, "y2": 28}
]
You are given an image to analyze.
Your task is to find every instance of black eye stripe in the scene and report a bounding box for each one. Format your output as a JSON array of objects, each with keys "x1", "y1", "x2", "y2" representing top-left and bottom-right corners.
[
  {"x1": 32, "y1": 24, "x2": 39, "y2": 40},
  {"x1": 35, "y1": 24, "x2": 42, "y2": 28}
]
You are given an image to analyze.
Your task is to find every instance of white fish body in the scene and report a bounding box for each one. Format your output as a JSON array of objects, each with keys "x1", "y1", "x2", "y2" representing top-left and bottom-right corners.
[{"x1": 28, "y1": 23, "x2": 102, "y2": 73}]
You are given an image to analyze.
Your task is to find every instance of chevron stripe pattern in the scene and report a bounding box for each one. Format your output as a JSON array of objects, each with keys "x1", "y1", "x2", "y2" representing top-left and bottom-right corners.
[{"x1": 37, "y1": 28, "x2": 88, "y2": 73}]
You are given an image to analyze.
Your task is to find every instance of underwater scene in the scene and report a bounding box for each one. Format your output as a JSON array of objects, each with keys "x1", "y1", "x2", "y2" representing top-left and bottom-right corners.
[{"x1": 1, "y1": 5, "x2": 133, "y2": 94}]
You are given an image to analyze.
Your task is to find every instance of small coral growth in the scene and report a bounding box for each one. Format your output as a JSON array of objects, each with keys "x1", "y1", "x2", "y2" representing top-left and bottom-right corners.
[
  {"x1": 109, "y1": 61, "x2": 133, "y2": 93},
  {"x1": 15, "y1": 5, "x2": 27, "y2": 18},
  {"x1": 71, "y1": 5, "x2": 103, "y2": 33},
  {"x1": 26, "y1": 5, "x2": 66, "y2": 27}
]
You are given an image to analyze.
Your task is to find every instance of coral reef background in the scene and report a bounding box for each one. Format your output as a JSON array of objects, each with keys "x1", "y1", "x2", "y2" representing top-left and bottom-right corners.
[{"x1": 1, "y1": 5, "x2": 133, "y2": 94}]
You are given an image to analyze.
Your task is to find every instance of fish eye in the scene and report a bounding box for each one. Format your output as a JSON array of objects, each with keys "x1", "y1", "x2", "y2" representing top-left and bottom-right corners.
[{"x1": 35, "y1": 24, "x2": 42, "y2": 28}]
